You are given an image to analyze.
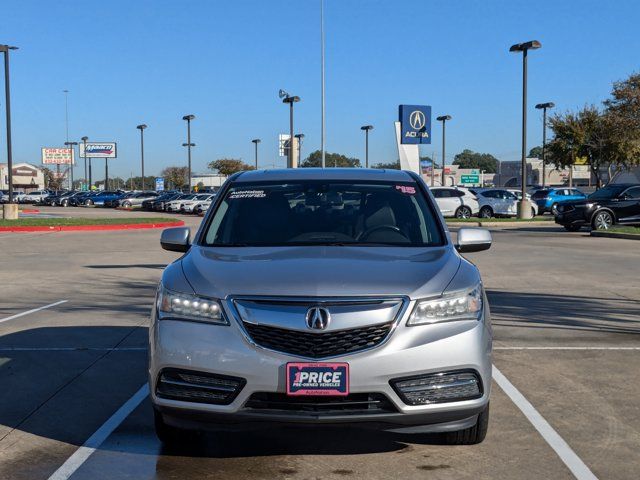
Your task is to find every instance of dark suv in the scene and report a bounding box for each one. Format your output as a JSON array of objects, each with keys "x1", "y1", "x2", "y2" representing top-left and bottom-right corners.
[{"x1": 555, "y1": 183, "x2": 640, "y2": 231}]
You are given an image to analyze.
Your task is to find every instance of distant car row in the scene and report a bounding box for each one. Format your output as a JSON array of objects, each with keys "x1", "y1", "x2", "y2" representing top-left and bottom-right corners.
[{"x1": 430, "y1": 187, "x2": 539, "y2": 219}]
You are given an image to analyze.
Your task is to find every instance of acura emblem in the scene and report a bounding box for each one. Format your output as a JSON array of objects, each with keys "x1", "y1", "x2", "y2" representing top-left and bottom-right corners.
[
  {"x1": 409, "y1": 110, "x2": 426, "y2": 130},
  {"x1": 306, "y1": 307, "x2": 331, "y2": 330}
]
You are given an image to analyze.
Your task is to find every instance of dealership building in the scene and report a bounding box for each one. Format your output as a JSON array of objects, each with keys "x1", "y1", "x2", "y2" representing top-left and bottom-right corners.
[{"x1": 0, "y1": 163, "x2": 46, "y2": 191}]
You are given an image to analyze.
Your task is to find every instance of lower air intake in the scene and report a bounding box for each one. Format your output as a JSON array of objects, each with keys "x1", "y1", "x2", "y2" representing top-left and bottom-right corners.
[
  {"x1": 156, "y1": 368, "x2": 245, "y2": 405},
  {"x1": 391, "y1": 370, "x2": 482, "y2": 405}
]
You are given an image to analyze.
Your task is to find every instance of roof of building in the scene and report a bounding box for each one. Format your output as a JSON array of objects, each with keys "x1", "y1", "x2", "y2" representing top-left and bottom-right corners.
[{"x1": 233, "y1": 168, "x2": 414, "y2": 183}]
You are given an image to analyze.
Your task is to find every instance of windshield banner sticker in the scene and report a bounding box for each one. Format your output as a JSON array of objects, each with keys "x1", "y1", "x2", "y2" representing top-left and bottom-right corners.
[
  {"x1": 395, "y1": 185, "x2": 416, "y2": 194},
  {"x1": 229, "y1": 189, "x2": 267, "y2": 199}
]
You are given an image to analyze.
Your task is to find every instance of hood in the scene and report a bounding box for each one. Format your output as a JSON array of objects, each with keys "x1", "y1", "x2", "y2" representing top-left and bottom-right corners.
[{"x1": 179, "y1": 245, "x2": 460, "y2": 300}]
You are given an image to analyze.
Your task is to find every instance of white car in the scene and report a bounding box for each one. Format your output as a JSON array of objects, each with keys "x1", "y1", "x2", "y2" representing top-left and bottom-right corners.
[
  {"x1": 195, "y1": 200, "x2": 212, "y2": 215},
  {"x1": 22, "y1": 190, "x2": 51, "y2": 203},
  {"x1": 179, "y1": 194, "x2": 215, "y2": 213},
  {"x1": 165, "y1": 194, "x2": 197, "y2": 212},
  {"x1": 119, "y1": 191, "x2": 159, "y2": 208},
  {"x1": 470, "y1": 189, "x2": 519, "y2": 218},
  {"x1": 430, "y1": 187, "x2": 480, "y2": 218}
]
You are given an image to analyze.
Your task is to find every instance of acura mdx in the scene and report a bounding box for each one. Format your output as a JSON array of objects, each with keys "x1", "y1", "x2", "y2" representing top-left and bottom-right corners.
[{"x1": 150, "y1": 168, "x2": 493, "y2": 445}]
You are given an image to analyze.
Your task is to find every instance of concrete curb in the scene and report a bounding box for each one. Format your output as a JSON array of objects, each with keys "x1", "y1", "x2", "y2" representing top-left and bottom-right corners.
[
  {"x1": 0, "y1": 220, "x2": 184, "y2": 233},
  {"x1": 590, "y1": 230, "x2": 640, "y2": 240}
]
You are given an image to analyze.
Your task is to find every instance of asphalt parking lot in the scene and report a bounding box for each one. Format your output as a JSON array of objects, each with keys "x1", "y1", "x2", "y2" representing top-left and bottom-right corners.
[{"x1": 0, "y1": 211, "x2": 638, "y2": 480}]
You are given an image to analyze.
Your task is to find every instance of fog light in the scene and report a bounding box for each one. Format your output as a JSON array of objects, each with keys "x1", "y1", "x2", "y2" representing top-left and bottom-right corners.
[{"x1": 391, "y1": 370, "x2": 482, "y2": 405}]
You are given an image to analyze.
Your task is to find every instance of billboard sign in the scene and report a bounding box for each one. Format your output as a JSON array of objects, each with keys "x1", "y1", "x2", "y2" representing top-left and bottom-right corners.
[
  {"x1": 155, "y1": 177, "x2": 165, "y2": 192},
  {"x1": 399, "y1": 105, "x2": 432, "y2": 144},
  {"x1": 79, "y1": 142, "x2": 117, "y2": 158},
  {"x1": 278, "y1": 134, "x2": 291, "y2": 157},
  {"x1": 42, "y1": 147, "x2": 74, "y2": 165}
]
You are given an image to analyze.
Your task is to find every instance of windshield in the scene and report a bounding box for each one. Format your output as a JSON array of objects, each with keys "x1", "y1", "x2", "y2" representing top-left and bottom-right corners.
[
  {"x1": 203, "y1": 181, "x2": 444, "y2": 247},
  {"x1": 588, "y1": 185, "x2": 626, "y2": 200}
]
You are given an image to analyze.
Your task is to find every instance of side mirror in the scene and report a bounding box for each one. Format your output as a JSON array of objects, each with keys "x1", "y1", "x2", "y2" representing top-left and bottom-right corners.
[
  {"x1": 456, "y1": 228, "x2": 492, "y2": 253},
  {"x1": 160, "y1": 227, "x2": 191, "y2": 252}
]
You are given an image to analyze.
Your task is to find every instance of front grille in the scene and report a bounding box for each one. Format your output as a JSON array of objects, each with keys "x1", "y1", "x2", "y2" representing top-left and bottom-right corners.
[
  {"x1": 156, "y1": 368, "x2": 245, "y2": 405},
  {"x1": 244, "y1": 392, "x2": 396, "y2": 416},
  {"x1": 243, "y1": 322, "x2": 393, "y2": 359}
]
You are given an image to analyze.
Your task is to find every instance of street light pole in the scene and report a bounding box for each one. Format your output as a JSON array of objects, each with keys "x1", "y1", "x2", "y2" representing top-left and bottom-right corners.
[
  {"x1": 64, "y1": 142, "x2": 78, "y2": 189},
  {"x1": 436, "y1": 115, "x2": 452, "y2": 186},
  {"x1": 320, "y1": 0, "x2": 326, "y2": 168},
  {"x1": 280, "y1": 92, "x2": 300, "y2": 168},
  {"x1": 1, "y1": 44, "x2": 18, "y2": 213},
  {"x1": 510, "y1": 40, "x2": 542, "y2": 219},
  {"x1": 182, "y1": 115, "x2": 195, "y2": 191},
  {"x1": 535, "y1": 102, "x2": 554, "y2": 188},
  {"x1": 360, "y1": 125, "x2": 373, "y2": 167},
  {"x1": 63, "y1": 90, "x2": 71, "y2": 189},
  {"x1": 81, "y1": 136, "x2": 89, "y2": 190},
  {"x1": 295, "y1": 134, "x2": 305, "y2": 164},
  {"x1": 137, "y1": 124, "x2": 147, "y2": 190},
  {"x1": 252, "y1": 139, "x2": 261, "y2": 169}
]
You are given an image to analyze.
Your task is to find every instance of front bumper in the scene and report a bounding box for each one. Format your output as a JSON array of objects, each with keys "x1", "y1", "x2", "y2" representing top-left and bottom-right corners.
[
  {"x1": 149, "y1": 301, "x2": 492, "y2": 432},
  {"x1": 555, "y1": 208, "x2": 590, "y2": 227}
]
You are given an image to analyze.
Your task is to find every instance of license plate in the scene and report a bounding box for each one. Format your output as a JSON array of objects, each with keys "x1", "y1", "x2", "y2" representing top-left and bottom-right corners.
[{"x1": 286, "y1": 362, "x2": 349, "y2": 396}]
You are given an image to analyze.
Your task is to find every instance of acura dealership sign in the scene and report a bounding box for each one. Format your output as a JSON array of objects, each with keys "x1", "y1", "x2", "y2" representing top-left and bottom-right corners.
[
  {"x1": 399, "y1": 105, "x2": 432, "y2": 144},
  {"x1": 79, "y1": 142, "x2": 117, "y2": 158}
]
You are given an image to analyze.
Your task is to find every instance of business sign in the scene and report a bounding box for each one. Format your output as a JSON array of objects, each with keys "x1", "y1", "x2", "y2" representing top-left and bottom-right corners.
[
  {"x1": 278, "y1": 134, "x2": 291, "y2": 157},
  {"x1": 460, "y1": 174, "x2": 480, "y2": 185},
  {"x1": 79, "y1": 142, "x2": 117, "y2": 158},
  {"x1": 399, "y1": 105, "x2": 432, "y2": 144},
  {"x1": 42, "y1": 147, "x2": 74, "y2": 165},
  {"x1": 155, "y1": 177, "x2": 165, "y2": 192}
]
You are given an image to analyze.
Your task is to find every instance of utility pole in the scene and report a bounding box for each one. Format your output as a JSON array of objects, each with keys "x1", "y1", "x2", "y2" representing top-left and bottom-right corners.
[
  {"x1": 1, "y1": 44, "x2": 18, "y2": 219},
  {"x1": 535, "y1": 102, "x2": 555, "y2": 187},
  {"x1": 436, "y1": 115, "x2": 452, "y2": 186}
]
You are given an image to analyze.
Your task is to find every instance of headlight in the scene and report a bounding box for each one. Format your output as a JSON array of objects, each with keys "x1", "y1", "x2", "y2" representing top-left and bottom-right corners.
[
  {"x1": 156, "y1": 284, "x2": 228, "y2": 325},
  {"x1": 407, "y1": 285, "x2": 483, "y2": 325},
  {"x1": 584, "y1": 203, "x2": 595, "y2": 209}
]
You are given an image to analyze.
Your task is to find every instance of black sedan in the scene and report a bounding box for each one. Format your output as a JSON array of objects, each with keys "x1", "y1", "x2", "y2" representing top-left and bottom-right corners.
[{"x1": 555, "y1": 183, "x2": 640, "y2": 231}]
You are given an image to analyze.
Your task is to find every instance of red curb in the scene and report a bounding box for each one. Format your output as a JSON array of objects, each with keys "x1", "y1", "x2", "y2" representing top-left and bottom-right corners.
[
  {"x1": 21, "y1": 209, "x2": 40, "y2": 214},
  {"x1": 0, "y1": 220, "x2": 184, "y2": 233}
]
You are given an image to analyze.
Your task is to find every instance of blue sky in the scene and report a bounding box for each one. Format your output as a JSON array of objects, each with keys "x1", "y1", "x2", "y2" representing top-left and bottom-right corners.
[{"x1": 1, "y1": 0, "x2": 639, "y2": 179}]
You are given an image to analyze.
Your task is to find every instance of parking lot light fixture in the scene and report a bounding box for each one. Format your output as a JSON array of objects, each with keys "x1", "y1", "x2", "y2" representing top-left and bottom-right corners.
[
  {"x1": 436, "y1": 115, "x2": 452, "y2": 186},
  {"x1": 360, "y1": 125, "x2": 373, "y2": 168},
  {"x1": 1, "y1": 44, "x2": 18, "y2": 207},
  {"x1": 280, "y1": 92, "x2": 300, "y2": 168},
  {"x1": 510, "y1": 40, "x2": 542, "y2": 219},
  {"x1": 182, "y1": 115, "x2": 195, "y2": 191},
  {"x1": 251, "y1": 139, "x2": 261, "y2": 169},
  {"x1": 535, "y1": 102, "x2": 555, "y2": 188},
  {"x1": 137, "y1": 124, "x2": 148, "y2": 190}
]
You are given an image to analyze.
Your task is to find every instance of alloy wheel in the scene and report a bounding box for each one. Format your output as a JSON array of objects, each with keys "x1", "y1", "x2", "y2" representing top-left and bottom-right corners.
[{"x1": 593, "y1": 211, "x2": 613, "y2": 230}]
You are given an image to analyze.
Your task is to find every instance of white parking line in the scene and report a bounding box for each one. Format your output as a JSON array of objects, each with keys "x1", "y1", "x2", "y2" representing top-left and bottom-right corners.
[
  {"x1": 495, "y1": 346, "x2": 640, "y2": 350},
  {"x1": 0, "y1": 300, "x2": 68, "y2": 325},
  {"x1": 493, "y1": 366, "x2": 598, "y2": 480},
  {"x1": 47, "y1": 383, "x2": 149, "y2": 480}
]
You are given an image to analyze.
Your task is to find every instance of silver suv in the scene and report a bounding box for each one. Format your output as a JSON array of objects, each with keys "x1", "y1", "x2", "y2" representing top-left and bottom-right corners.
[{"x1": 150, "y1": 168, "x2": 493, "y2": 445}]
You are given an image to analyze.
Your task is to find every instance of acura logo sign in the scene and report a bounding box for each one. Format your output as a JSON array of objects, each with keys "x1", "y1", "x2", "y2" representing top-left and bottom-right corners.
[
  {"x1": 409, "y1": 110, "x2": 426, "y2": 130},
  {"x1": 305, "y1": 307, "x2": 331, "y2": 330}
]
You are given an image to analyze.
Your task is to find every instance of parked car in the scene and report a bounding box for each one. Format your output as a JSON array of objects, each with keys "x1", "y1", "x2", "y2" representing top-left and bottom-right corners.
[
  {"x1": 555, "y1": 183, "x2": 640, "y2": 231},
  {"x1": 142, "y1": 193, "x2": 181, "y2": 211},
  {"x1": 165, "y1": 194, "x2": 197, "y2": 212},
  {"x1": 531, "y1": 187, "x2": 586, "y2": 215},
  {"x1": 469, "y1": 189, "x2": 519, "y2": 218},
  {"x1": 505, "y1": 189, "x2": 539, "y2": 216},
  {"x1": 151, "y1": 168, "x2": 493, "y2": 445},
  {"x1": 118, "y1": 191, "x2": 159, "y2": 208},
  {"x1": 0, "y1": 190, "x2": 25, "y2": 203},
  {"x1": 180, "y1": 193, "x2": 215, "y2": 213},
  {"x1": 194, "y1": 199, "x2": 212, "y2": 215},
  {"x1": 69, "y1": 191, "x2": 99, "y2": 207},
  {"x1": 54, "y1": 191, "x2": 81, "y2": 207},
  {"x1": 430, "y1": 187, "x2": 480, "y2": 218},
  {"x1": 21, "y1": 190, "x2": 50, "y2": 204}
]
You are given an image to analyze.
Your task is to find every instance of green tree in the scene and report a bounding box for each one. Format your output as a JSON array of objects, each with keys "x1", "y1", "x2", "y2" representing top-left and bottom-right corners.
[
  {"x1": 208, "y1": 158, "x2": 254, "y2": 175},
  {"x1": 452, "y1": 149, "x2": 499, "y2": 173},
  {"x1": 372, "y1": 161, "x2": 400, "y2": 169},
  {"x1": 162, "y1": 166, "x2": 189, "y2": 190},
  {"x1": 528, "y1": 146, "x2": 544, "y2": 158},
  {"x1": 603, "y1": 72, "x2": 640, "y2": 171},
  {"x1": 301, "y1": 150, "x2": 361, "y2": 168}
]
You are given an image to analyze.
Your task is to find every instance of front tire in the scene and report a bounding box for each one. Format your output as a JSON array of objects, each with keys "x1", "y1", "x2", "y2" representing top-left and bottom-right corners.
[
  {"x1": 592, "y1": 210, "x2": 613, "y2": 230},
  {"x1": 443, "y1": 403, "x2": 489, "y2": 445},
  {"x1": 551, "y1": 203, "x2": 559, "y2": 216},
  {"x1": 479, "y1": 206, "x2": 493, "y2": 219},
  {"x1": 455, "y1": 206, "x2": 472, "y2": 219},
  {"x1": 531, "y1": 207, "x2": 536, "y2": 217},
  {"x1": 122, "y1": 201, "x2": 132, "y2": 208}
]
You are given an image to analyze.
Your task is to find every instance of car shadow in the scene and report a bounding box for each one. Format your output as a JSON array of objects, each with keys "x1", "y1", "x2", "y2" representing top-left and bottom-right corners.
[{"x1": 487, "y1": 290, "x2": 640, "y2": 335}]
